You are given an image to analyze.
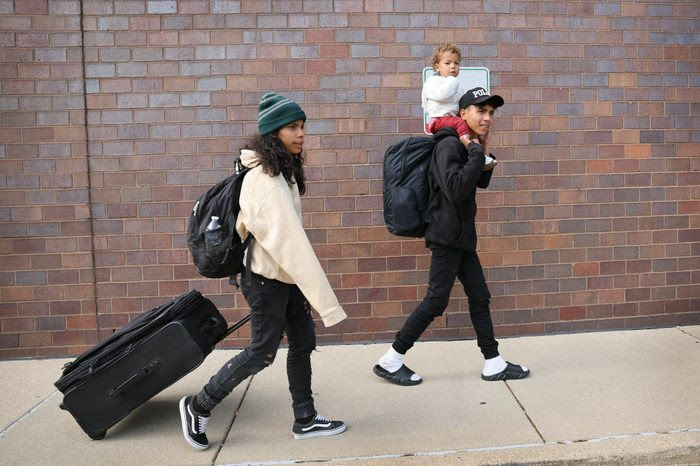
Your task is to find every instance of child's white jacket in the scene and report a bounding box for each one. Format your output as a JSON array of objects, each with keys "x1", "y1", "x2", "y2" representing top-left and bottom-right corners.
[
  {"x1": 235, "y1": 149, "x2": 347, "y2": 328},
  {"x1": 421, "y1": 74, "x2": 465, "y2": 118}
]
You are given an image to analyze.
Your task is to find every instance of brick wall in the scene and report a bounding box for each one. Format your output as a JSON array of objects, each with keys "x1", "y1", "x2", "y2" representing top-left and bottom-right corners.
[
  {"x1": 0, "y1": 0, "x2": 97, "y2": 357},
  {"x1": 1, "y1": 0, "x2": 698, "y2": 358}
]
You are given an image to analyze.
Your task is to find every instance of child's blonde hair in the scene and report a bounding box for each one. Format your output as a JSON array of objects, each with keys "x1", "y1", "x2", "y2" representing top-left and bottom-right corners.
[{"x1": 431, "y1": 43, "x2": 462, "y2": 69}]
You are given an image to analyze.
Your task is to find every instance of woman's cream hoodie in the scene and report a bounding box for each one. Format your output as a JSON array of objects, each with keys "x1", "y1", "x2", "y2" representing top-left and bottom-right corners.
[{"x1": 235, "y1": 149, "x2": 347, "y2": 328}]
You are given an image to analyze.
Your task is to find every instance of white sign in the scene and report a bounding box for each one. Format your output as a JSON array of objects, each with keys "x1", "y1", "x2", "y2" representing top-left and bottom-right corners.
[{"x1": 422, "y1": 66, "x2": 490, "y2": 134}]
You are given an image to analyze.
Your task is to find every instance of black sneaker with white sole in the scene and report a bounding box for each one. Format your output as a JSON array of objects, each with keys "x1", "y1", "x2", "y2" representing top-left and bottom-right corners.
[
  {"x1": 292, "y1": 414, "x2": 346, "y2": 439},
  {"x1": 179, "y1": 396, "x2": 210, "y2": 450}
]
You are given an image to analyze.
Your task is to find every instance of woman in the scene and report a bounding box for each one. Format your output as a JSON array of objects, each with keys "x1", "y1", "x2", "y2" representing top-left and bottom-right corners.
[{"x1": 179, "y1": 93, "x2": 347, "y2": 450}]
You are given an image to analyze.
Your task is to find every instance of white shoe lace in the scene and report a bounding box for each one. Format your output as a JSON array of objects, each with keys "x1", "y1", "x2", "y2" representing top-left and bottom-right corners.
[
  {"x1": 196, "y1": 414, "x2": 209, "y2": 434},
  {"x1": 314, "y1": 414, "x2": 330, "y2": 423}
]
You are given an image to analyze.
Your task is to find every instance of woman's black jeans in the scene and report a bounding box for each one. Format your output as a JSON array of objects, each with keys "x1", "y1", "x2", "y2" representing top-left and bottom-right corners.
[
  {"x1": 393, "y1": 245, "x2": 500, "y2": 359},
  {"x1": 195, "y1": 272, "x2": 316, "y2": 421}
]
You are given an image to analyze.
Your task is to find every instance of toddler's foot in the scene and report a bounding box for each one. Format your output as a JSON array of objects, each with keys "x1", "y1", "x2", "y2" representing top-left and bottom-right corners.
[{"x1": 484, "y1": 155, "x2": 497, "y2": 171}]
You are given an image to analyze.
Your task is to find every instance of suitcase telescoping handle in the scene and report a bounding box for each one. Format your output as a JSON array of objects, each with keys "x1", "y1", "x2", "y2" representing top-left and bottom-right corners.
[{"x1": 216, "y1": 313, "x2": 251, "y2": 344}]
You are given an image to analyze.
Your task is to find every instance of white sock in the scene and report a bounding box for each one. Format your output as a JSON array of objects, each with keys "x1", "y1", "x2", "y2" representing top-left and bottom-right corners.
[
  {"x1": 483, "y1": 356, "x2": 528, "y2": 376},
  {"x1": 482, "y1": 355, "x2": 507, "y2": 376},
  {"x1": 378, "y1": 347, "x2": 404, "y2": 373},
  {"x1": 378, "y1": 348, "x2": 421, "y2": 381}
]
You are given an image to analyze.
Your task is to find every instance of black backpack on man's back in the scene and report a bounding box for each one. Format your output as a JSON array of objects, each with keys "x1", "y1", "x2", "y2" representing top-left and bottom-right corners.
[
  {"x1": 382, "y1": 135, "x2": 437, "y2": 237},
  {"x1": 187, "y1": 159, "x2": 250, "y2": 279}
]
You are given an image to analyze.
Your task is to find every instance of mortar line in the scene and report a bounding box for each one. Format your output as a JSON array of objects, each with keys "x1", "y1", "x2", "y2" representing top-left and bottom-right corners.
[{"x1": 78, "y1": 0, "x2": 101, "y2": 340}]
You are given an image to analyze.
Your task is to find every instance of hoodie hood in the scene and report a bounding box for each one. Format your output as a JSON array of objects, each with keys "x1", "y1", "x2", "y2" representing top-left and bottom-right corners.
[
  {"x1": 240, "y1": 149, "x2": 261, "y2": 168},
  {"x1": 433, "y1": 126, "x2": 459, "y2": 142}
]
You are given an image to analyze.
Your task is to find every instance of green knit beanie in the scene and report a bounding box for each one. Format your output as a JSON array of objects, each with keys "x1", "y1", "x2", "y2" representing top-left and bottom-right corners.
[{"x1": 257, "y1": 92, "x2": 307, "y2": 136}]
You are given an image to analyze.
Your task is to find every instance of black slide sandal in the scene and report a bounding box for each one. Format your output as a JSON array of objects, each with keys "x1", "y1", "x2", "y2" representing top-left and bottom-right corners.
[
  {"x1": 373, "y1": 364, "x2": 422, "y2": 386},
  {"x1": 481, "y1": 362, "x2": 530, "y2": 381}
]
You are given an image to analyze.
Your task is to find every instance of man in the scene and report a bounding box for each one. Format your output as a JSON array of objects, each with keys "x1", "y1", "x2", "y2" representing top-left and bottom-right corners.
[{"x1": 373, "y1": 87, "x2": 530, "y2": 386}]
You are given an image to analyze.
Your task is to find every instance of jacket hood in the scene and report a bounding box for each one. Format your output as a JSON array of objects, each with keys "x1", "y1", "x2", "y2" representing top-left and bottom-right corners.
[{"x1": 240, "y1": 149, "x2": 261, "y2": 168}]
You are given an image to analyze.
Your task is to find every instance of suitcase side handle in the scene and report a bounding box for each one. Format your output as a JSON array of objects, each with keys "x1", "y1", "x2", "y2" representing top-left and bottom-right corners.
[{"x1": 108, "y1": 357, "x2": 162, "y2": 398}]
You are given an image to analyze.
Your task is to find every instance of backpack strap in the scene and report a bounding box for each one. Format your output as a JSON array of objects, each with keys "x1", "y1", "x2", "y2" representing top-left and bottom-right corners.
[
  {"x1": 228, "y1": 235, "x2": 253, "y2": 289},
  {"x1": 426, "y1": 139, "x2": 443, "y2": 224},
  {"x1": 244, "y1": 236, "x2": 253, "y2": 286}
]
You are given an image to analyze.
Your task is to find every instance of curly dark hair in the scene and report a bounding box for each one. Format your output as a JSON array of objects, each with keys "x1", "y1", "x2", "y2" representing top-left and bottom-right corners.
[
  {"x1": 245, "y1": 133, "x2": 306, "y2": 195},
  {"x1": 431, "y1": 43, "x2": 461, "y2": 68}
]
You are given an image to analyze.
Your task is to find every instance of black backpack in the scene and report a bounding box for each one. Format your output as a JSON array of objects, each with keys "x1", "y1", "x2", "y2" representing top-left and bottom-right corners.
[
  {"x1": 382, "y1": 135, "x2": 437, "y2": 237},
  {"x1": 187, "y1": 159, "x2": 251, "y2": 280}
]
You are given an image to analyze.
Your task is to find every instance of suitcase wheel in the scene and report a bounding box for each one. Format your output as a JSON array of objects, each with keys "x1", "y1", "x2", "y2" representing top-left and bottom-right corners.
[{"x1": 89, "y1": 431, "x2": 106, "y2": 440}]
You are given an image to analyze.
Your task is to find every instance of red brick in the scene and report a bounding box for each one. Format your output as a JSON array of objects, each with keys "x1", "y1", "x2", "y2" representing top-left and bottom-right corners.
[
  {"x1": 51, "y1": 330, "x2": 86, "y2": 346},
  {"x1": 14, "y1": 0, "x2": 47, "y2": 14},
  {"x1": 560, "y1": 306, "x2": 585, "y2": 320},
  {"x1": 163, "y1": 77, "x2": 195, "y2": 91}
]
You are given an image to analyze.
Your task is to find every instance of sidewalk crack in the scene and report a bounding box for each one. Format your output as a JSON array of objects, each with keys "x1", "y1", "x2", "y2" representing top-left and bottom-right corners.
[
  {"x1": 676, "y1": 326, "x2": 700, "y2": 342},
  {"x1": 0, "y1": 391, "x2": 57, "y2": 438},
  {"x1": 210, "y1": 375, "x2": 255, "y2": 466},
  {"x1": 505, "y1": 381, "x2": 546, "y2": 443}
]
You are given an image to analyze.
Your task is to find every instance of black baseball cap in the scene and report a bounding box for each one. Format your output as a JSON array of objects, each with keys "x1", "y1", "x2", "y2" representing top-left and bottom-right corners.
[{"x1": 459, "y1": 87, "x2": 505, "y2": 110}]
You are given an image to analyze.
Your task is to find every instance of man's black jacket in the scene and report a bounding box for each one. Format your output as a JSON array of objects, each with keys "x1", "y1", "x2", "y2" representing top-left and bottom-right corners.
[{"x1": 425, "y1": 127, "x2": 494, "y2": 251}]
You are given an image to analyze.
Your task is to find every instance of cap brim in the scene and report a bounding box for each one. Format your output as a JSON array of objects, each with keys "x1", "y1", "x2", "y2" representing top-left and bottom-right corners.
[{"x1": 473, "y1": 95, "x2": 504, "y2": 108}]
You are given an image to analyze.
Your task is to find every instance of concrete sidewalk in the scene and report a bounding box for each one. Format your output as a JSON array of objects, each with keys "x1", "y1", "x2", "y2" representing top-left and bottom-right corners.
[{"x1": 1, "y1": 326, "x2": 699, "y2": 465}]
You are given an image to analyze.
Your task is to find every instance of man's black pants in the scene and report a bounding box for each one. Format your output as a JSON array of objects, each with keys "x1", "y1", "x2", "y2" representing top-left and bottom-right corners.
[
  {"x1": 195, "y1": 272, "x2": 316, "y2": 421},
  {"x1": 392, "y1": 245, "x2": 499, "y2": 359}
]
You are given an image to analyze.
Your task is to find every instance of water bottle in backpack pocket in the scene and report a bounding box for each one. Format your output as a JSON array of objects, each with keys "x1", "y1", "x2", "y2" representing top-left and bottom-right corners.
[{"x1": 204, "y1": 216, "x2": 223, "y2": 247}]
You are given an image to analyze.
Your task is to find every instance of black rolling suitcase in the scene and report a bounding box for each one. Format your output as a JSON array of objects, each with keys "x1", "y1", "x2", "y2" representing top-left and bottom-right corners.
[{"x1": 54, "y1": 290, "x2": 249, "y2": 440}]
